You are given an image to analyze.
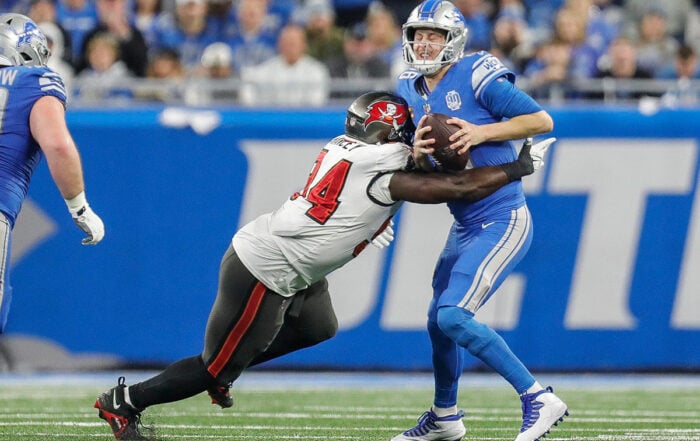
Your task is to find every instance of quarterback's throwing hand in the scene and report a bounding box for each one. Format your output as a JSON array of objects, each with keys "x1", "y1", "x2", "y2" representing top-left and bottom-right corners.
[{"x1": 65, "y1": 192, "x2": 105, "y2": 245}]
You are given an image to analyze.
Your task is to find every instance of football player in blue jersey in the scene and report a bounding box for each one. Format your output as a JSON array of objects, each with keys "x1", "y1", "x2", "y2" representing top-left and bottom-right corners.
[
  {"x1": 0, "y1": 13, "x2": 104, "y2": 334},
  {"x1": 393, "y1": 1, "x2": 567, "y2": 441}
]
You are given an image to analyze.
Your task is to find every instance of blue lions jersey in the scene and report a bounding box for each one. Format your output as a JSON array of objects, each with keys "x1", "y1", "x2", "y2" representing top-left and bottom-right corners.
[
  {"x1": 0, "y1": 66, "x2": 67, "y2": 226},
  {"x1": 397, "y1": 51, "x2": 540, "y2": 224}
]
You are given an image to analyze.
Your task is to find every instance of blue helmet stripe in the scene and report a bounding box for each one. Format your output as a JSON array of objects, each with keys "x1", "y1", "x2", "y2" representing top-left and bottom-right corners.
[{"x1": 418, "y1": 0, "x2": 442, "y2": 20}]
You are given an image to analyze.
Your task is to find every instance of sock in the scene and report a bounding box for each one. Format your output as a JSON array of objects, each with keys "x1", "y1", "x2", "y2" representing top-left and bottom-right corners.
[
  {"x1": 428, "y1": 317, "x2": 463, "y2": 408},
  {"x1": 432, "y1": 405, "x2": 458, "y2": 417},
  {"x1": 525, "y1": 381, "x2": 544, "y2": 395},
  {"x1": 437, "y1": 306, "x2": 536, "y2": 394},
  {"x1": 129, "y1": 355, "x2": 216, "y2": 410}
]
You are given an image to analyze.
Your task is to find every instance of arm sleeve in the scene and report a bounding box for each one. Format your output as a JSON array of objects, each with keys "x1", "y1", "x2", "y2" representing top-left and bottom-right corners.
[
  {"x1": 368, "y1": 172, "x2": 396, "y2": 205},
  {"x1": 479, "y1": 76, "x2": 543, "y2": 119}
]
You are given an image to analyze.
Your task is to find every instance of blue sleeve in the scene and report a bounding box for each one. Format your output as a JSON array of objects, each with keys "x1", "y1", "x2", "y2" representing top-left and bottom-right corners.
[{"x1": 479, "y1": 75, "x2": 543, "y2": 119}]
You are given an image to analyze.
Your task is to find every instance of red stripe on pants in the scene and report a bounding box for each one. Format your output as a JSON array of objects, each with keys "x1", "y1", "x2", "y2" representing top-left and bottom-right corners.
[{"x1": 207, "y1": 282, "x2": 266, "y2": 378}]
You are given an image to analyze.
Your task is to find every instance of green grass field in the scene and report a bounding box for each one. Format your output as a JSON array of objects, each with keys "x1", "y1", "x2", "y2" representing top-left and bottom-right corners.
[{"x1": 0, "y1": 372, "x2": 699, "y2": 440}]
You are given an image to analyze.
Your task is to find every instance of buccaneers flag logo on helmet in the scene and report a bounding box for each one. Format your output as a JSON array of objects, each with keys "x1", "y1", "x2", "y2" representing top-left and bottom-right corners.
[{"x1": 365, "y1": 101, "x2": 407, "y2": 130}]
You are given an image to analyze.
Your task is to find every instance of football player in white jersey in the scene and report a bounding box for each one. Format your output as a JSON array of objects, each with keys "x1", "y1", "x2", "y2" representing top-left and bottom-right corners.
[
  {"x1": 0, "y1": 14, "x2": 104, "y2": 334},
  {"x1": 94, "y1": 91, "x2": 549, "y2": 441}
]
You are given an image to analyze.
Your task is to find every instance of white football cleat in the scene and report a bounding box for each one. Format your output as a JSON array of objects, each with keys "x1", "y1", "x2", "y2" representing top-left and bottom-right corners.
[
  {"x1": 528, "y1": 137, "x2": 556, "y2": 172},
  {"x1": 515, "y1": 386, "x2": 568, "y2": 441},
  {"x1": 392, "y1": 409, "x2": 466, "y2": 441}
]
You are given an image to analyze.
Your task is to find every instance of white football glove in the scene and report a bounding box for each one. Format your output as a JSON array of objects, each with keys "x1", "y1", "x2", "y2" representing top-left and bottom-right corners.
[
  {"x1": 371, "y1": 220, "x2": 395, "y2": 249},
  {"x1": 65, "y1": 192, "x2": 105, "y2": 245},
  {"x1": 529, "y1": 137, "x2": 556, "y2": 171}
]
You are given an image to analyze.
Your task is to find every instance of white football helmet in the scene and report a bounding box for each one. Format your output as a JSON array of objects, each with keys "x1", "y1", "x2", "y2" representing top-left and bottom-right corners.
[
  {"x1": 0, "y1": 13, "x2": 50, "y2": 67},
  {"x1": 402, "y1": 0, "x2": 468, "y2": 76}
]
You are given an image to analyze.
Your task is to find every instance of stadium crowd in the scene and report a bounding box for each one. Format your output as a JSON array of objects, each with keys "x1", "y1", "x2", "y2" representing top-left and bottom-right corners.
[{"x1": 4, "y1": 0, "x2": 700, "y2": 106}]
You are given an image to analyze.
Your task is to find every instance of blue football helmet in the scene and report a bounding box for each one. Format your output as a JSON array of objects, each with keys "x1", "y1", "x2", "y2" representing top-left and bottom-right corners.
[
  {"x1": 0, "y1": 13, "x2": 50, "y2": 67},
  {"x1": 402, "y1": 0, "x2": 468, "y2": 76}
]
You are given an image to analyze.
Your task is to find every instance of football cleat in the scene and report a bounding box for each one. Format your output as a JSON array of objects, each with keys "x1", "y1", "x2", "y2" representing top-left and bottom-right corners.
[
  {"x1": 207, "y1": 383, "x2": 234, "y2": 409},
  {"x1": 391, "y1": 409, "x2": 466, "y2": 441},
  {"x1": 515, "y1": 386, "x2": 568, "y2": 441},
  {"x1": 94, "y1": 376, "x2": 146, "y2": 440}
]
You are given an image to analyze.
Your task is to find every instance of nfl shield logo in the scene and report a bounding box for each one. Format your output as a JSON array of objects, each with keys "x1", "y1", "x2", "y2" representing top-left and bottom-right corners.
[{"x1": 446, "y1": 90, "x2": 461, "y2": 111}]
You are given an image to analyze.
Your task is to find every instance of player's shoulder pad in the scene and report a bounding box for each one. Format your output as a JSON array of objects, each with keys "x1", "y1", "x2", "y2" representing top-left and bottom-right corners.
[
  {"x1": 22, "y1": 66, "x2": 67, "y2": 102},
  {"x1": 469, "y1": 51, "x2": 514, "y2": 98}
]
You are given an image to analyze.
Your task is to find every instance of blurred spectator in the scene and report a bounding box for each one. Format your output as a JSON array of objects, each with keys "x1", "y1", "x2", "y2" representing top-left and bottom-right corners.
[
  {"x1": 28, "y1": 0, "x2": 74, "y2": 65},
  {"x1": 523, "y1": 38, "x2": 571, "y2": 100},
  {"x1": 496, "y1": 0, "x2": 527, "y2": 20},
  {"x1": 365, "y1": 1, "x2": 404, "y2": 78},
  {"x1": 156, "y1": 0, "x2": 217, "y2": 74},
  {"x1": 634, "y1": 8, "x2": 679, "y2": 77},
  {"x1": 199, "y1": 41, "x2": 235, "y2": 78},
  {"x1": 593, "y1": 0, "x2": 624, "y2": 33},
  {"x1": 621, "y1": 0, "x2": 693, "y2": 41},
  {"x1": 551, "y1": 6, "x2": 599, "y2": 80},
  {"x1": 565, "y1": 0, "x2": 619, "y2": 59},
  {"x1": 39, "y1": 20, "x2": 75, "y2": 98},
  {"x1": 489, "y1": 9, "x2": 534, "y2": 74},
  {"x1": 523, "y1": 0, "x2": 565, "y2": 43},
  {"x1": 685, "y1": 3, "x2": 700, "y2": 55},
  {"x1": 326, "y1": 22, "x2": 390, "y2": 81},
  {"x1": 147, "y1": 47, "x2": 186, "y2": 78},
  {"x1": 75, "y1": 31, "x2": 134, "y2": 102},
  {"x1": 133, "y1": 0, "x2": 168, "y2": 50},
  {"x1": 185, "y1": 41, "x2": 237, "y2": 104},
  {"x1": 659, "y1": 45, "x2": 700, "y2": 107},
  {"x1": 79, "y1": 0, "x2": 149, "y2": 76},
  {"x1": 136, "y1": 47, "x2": 186, "y2": 102},
  {"x1": 55, "y1": 0, "x2": 98, "y2": 68},
  {"x1": 298, "y1": 0, "x2": 344, "y2": 67},
  {"x1": 207, "y1": 0, "x2": 236, "y2": 39},
  {"x1": 240, "y1": 23, "x2": 330, "y2": 107},
  {"x1": 591, "y1": 36, "x2": 654, "y2": 100},
  {"x1": 454, "y1": 0, "x2": 492, "y2": 51},
  {"x1": 267, "y1": 0, "x2": 295, "y2": 30},
  {"x1": 657, "y1": 44, "x2": 700, "y2": 79},
  {"x1": 226, "y1": 0, "x2": 280, "y2": 71}
]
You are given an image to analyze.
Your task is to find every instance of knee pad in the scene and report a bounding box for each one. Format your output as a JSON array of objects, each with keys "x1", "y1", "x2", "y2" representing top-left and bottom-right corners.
[{"x1": 437, "y1": 306, "x2": 496, "y2": 355}]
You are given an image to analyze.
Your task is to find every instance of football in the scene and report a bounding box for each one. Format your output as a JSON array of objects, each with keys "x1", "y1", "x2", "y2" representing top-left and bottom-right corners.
[{"x1": 423, "y1": 113, "x2": 469, "y2": 171}]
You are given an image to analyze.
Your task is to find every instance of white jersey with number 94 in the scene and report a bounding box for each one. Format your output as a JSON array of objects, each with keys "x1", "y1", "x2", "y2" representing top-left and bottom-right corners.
[{"x1": 232, "y1": 135, "x2": 412, "y2": 296}]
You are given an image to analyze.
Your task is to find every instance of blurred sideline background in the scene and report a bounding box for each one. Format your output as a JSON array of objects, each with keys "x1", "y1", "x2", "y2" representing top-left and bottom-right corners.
[{"x1": 0, "y1": 106, "x2": 698, "y2": 374}]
